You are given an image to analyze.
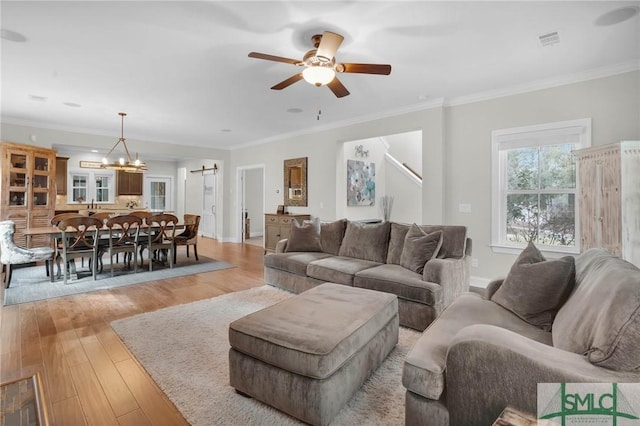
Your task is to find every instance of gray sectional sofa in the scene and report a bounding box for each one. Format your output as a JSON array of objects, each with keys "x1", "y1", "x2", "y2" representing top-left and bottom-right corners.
[
  {"x1": 403, "y1": 246, "x2": 640, "y2": 425},
  {"x1": 264, "y1": 219, "x2": 472, "y2": 331}
]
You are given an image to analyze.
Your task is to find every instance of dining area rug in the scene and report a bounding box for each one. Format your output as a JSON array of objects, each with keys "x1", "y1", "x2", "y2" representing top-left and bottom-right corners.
[{"x1": 3, "y1": 255, "x2": 233, "y2": 306}]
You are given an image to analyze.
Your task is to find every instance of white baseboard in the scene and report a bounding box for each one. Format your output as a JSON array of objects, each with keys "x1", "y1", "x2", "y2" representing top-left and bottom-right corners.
[
  {"x1": 470, "y1": 276, "x2": 492, "y2": 288},
  {"x1": 249, "y1": 232, "x2": 263, "y2": 238}
]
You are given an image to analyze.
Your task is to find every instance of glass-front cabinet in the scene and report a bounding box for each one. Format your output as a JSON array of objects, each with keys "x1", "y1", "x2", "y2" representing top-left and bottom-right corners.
[{"x1": 1, "y1": 142, "x2": 56, "y2": 247}]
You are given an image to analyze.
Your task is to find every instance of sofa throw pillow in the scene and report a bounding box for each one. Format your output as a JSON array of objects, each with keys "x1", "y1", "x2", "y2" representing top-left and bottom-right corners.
[
  {"x1": 320, "y1": 219, "x2": 347, "y2": 255},
  {"x1": 338, "y1": 221, "x2": 390, "y2": 263},
  {"x1": 386, "y1": 222, "x2": 410, "y2": 264},
  {"x1": 399, "y1": 225, "x2": 443, "y2": 274},
  {"x1": 285, "y1": 220, "x2": 322, "y2": 252},
  {"x1": 491, "y1": 242, "x2": 575, "y2": 331}
]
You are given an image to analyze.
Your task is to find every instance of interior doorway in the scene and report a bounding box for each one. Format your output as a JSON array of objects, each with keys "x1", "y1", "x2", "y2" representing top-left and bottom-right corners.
[{"x1": 236, "y1": 165, "x2": 265, "y2": 245}]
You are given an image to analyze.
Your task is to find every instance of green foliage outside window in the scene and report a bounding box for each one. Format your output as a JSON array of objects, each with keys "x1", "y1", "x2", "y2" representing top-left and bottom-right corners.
[{"x1": 506, "y1": 144, "x2": 576, "y2": 247}]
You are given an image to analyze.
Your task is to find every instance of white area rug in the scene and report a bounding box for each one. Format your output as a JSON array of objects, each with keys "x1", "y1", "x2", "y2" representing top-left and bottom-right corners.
[{"x1": 111, "y1": 285, "x2": 420, "y2": 425}]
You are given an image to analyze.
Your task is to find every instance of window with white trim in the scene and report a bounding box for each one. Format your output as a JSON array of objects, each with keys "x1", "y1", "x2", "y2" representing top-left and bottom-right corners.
[
  {"x1": 67, "y1": 170, "x2": 115, "y2": 204},
  {"x1": 491, "y1": 119, "x2": 591, "y2": 255}
]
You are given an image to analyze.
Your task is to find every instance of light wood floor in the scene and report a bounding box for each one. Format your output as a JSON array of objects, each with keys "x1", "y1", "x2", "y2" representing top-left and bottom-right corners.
[{"x1": 0, "y1": 238, "x2": 265, "y2": 425}]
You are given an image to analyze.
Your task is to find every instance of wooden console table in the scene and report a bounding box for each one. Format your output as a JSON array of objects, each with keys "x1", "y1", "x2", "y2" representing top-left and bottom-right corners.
[{"x1": 264, "y1": 213, "x2": 310, "y2": 251}]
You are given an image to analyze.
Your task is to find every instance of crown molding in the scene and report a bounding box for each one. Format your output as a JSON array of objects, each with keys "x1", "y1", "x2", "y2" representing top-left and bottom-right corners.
[
  {"x1": 3, "y1": 60, "x2": 638, "y2": 152},
  {"x1": 0, "y1": 115, "x2": 184, "y2": 147},
  {"x1": 234, "y1": 61, "x2": 639, "y2": 149},
  {"x1": 230, "y1": 97, "x2": 447, "y2": 150},
  {"x1": 444, "y1": 60, "x2": 640, "y2": 107}
]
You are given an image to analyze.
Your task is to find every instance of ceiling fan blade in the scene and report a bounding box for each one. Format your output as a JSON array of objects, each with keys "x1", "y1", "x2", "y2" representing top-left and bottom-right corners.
[
  {"x1": 327, "y1": 77, "x2": 350, "y2": 98},
  {"x1": 271, "y1": 73, "x2": 304, "y2": 90},
  {"x1": 339, "y1": 63, "x2": 392, "y2": 75},
  {"x1": 316, "y1": 31, "x2": 344, "y2": 61},
  {"x1": 248, "y1": 52, "x2": 300, "y2": 65}
]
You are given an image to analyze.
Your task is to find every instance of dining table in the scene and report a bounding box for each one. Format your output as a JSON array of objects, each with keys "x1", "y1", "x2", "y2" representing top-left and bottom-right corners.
[
  {"x1": 23, "y1": 223, "x2": 186, "y2": 279},
  {"x1": 23, "y1": 223, "x2": 185, "y2": 247}
]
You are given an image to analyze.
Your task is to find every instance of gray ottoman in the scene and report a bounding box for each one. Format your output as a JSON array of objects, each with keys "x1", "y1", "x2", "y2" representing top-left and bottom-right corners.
[{"x1": 229, "y1": 283, "x2": 399, "y2": 426}]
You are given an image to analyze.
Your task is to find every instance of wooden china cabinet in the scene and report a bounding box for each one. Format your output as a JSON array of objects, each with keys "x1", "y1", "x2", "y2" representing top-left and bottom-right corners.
[{"x1": 1, "y1": 142, "x2": 57, "y2": 247}]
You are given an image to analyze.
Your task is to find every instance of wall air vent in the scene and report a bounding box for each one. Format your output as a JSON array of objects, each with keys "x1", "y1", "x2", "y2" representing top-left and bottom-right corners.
[{"x1": 538, "y1": 31, "x2": 560, "y2": 47}]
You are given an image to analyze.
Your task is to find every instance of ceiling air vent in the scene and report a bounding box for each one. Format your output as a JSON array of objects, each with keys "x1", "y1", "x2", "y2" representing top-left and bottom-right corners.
[{"x1": 538, "y1": 31, "x2": 560, "y2": 47}]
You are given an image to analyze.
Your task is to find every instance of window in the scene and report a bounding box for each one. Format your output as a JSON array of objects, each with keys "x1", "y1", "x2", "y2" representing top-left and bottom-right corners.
[
  {"x1": 143, "y1": 176, "x2": 173, "y2": 212},
  {"x1": 67, "y1": 170, "x2": 115, "y2": 204},
  {"x1": 491, "y1": 119, "x2": 591, "y2": 255}
]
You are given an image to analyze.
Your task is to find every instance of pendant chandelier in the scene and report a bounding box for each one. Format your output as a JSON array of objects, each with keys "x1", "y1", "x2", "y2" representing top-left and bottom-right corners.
[{"x1": 101, "y1": 112, "x2": 147, "y2": 173}]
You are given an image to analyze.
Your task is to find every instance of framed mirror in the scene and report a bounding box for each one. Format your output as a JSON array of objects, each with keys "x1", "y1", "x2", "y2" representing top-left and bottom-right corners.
[{"x1": 284, "y1": 157, "x2": 307, "y2": 207}]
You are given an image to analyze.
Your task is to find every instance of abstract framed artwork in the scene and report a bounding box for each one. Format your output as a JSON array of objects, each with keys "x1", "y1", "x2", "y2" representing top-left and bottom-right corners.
[{"x1": 347, "y1": 159, "x2": 376, "y2": 206}]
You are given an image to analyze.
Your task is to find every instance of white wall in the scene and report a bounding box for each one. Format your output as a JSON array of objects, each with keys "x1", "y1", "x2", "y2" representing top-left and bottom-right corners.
[
  {"x1": 384, "y1": 131, "x2": 422, "y2": 177},
  {"x1": 227, "y1": 71, "x2": 640, "y2": 282},
  {"x1": 3, "y1": 71, "x2": 639, "y2": 281},
  {"x1": 336, "y1": 132, "x2": 422, "y2": 224},
  {"x1": 444, "y1": 70, "x2": 640, "y2": 281},
  {"x1": 338, "y1": 137, "x2": 387, "y2": 221}
]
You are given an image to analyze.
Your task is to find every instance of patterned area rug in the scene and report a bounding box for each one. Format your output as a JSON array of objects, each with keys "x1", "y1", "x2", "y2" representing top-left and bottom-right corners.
[
  {"x1": 111, "y1": 285, "x2": 420, "y2": 425},
  {"x1": 4, "y1": 255, "x2": 233, "y2": 305}
]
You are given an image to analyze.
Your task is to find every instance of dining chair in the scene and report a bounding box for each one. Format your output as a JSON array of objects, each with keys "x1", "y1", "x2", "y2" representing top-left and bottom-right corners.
[
  {"x1": 104, "y1": 214, "x2": 142, "y2": 277},
  {"x1": 90, "y1": 211, "x2": 113, "y2": 224},
  {"x1": 129, "y1": 211, "x2": 152, "y2": 265},
  {"x1": 173, "y1": 214, "x2": 200, "y2": 264},
  {"x1": 0, "y1": 220, "x2": 55, "y2": 288},
  {"x1": 91, "y1": 211, "x2": 116, "y2": 271},
  {"x1": 51, "y1": 212, "x2": 84, "y2": 278},
  {"x1": 56, "y1": 216, "x2": 103, "y2": 285},
  {"x1": 145, "y1": 213, "x2": 178, "y2": 271}
]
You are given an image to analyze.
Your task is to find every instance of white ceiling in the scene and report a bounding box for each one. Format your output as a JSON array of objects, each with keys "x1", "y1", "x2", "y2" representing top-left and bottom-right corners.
[{"x1": 1, "y1": 1, "x2": 639, "y2": 153}]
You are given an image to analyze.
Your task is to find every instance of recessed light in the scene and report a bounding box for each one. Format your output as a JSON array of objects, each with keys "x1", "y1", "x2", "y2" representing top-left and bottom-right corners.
[
  {"x1": 220, "y1": 129, "x2": 232, "y2": 133},
  {"x1": 63, "y1": 102, "x2": 81, "y2": 108},
  {"x1": 1, "y1": 29, "x2": 27, "y2": 42},
  {"x1": 287, "y1": 108, "x2": 303, "y2": 113},
  {"x1": 91, "y1": 149, "x2": 99, "y2": 153},
  {"x1": 28, "y1": 94, "x2": 48, "y2": 102},
  {"x1": 595, "y1": 6, "x2": 639, "y2": 26}
]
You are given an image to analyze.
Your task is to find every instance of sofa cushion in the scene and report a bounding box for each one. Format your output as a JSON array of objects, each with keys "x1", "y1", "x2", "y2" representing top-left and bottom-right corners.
[
  {"x1": 338, "y1": 221, "x2": 390, "y2": 263},
  {"x1": 264, "y1": 252, "x2": 333, "y2": 276},
  {"x1": 553, "y1": 248, "x2": 640, "y2": 371},
  {"x1": 400, "y1": 225, "x2": 443, "y2": 274},
  {"x1": 307, "y1": 256, "x2": 381, "y2": 286},
  {"x1": 491, "y1": 242, "x2": 575, "y2": 331},
  {"x1": 320, "y1": 219, "x2": 347, "y2": 255},
  {"x1": 402, "y1": 292, "x2": 552, "y2": 400},
  {"x1": 354, "y1": 264, "x2": 441, "y2": 306},
  {"x1": 285, "y1": 220, "x2": 322, "y2": 252}
]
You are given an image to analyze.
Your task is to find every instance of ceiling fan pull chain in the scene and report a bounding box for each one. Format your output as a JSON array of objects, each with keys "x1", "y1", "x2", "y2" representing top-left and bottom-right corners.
[{"x1": 317, "y1": 108, "x2": 322, "y2": 121}]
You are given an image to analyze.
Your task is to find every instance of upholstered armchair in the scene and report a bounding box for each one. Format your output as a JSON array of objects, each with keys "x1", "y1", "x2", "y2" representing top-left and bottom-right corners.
[
  {"x1": 0, "y1": 220, "x2": 55, "y2": 288},
  {"x1": 173, "y1": 214, "x2": 200, "y2": 264}
]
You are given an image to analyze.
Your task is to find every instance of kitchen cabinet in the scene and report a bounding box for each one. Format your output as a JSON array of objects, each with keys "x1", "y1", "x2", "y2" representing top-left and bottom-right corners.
[
  {"x1": 56, "y1": 156, "x2": 69, "y2": 195},
  {"x1": 574, "y1": 141, "x2": 640, "y2": 266},
  {"x1": 1, "y1": 141, "x2": 57, "y2": 247},
  {"x1": 117, "y1": 170, "x2": 143, "y2": 195},
  {"x1": 264, "y1": 213, "x2": 310, "y2": 251}
]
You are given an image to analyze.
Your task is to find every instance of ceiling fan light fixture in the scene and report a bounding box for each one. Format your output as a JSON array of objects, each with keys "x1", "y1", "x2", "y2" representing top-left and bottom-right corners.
[{"x1": 302, "y1": 66, "x2": 335, "y2": 87}]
